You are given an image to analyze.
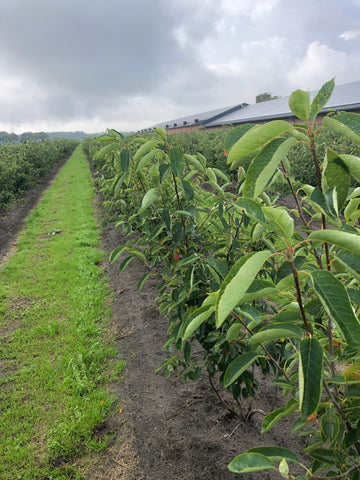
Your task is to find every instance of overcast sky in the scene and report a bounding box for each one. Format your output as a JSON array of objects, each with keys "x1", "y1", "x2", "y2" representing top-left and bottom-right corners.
[{"x1": 0, "y1": 0, "x2": 359, "y2": 133}]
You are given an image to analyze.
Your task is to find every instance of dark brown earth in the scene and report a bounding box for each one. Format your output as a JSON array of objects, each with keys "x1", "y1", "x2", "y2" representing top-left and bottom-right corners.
[{"x1": 0, "y1": 160, "x2": 306, "y2": 480}]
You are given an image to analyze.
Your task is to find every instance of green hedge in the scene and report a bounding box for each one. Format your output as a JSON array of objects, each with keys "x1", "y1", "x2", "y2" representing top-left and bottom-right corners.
[{"x1": 0, "y1": 139, "x2": 78, "y2": 208}]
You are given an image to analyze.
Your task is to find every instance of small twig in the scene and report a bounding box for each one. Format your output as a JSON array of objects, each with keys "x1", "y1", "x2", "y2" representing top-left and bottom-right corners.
[
  {"x1": 208, "y1": 374, "x2": 238, "y2": 416},
  {"x1": 224, "y1": 421, "x2": 242, "y2": 439}
]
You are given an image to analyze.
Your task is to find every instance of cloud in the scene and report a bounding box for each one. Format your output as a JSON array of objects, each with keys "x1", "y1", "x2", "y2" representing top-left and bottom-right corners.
[
  {"x1": 288, "y1": 41, "x2": 360, "y2": 89},
  {"x1": 339, "y1": 30, "x2": 360, "y2": 41}
]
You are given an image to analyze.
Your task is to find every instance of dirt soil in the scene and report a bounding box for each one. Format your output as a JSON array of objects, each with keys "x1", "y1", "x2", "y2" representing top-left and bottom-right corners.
[{"x1": 0, "y1": 161, "x2": 306, "y2": 480}]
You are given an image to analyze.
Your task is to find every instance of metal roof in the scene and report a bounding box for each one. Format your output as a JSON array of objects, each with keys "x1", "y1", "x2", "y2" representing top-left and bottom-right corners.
[
  {"x1": 142, "y1": 103, "x2": 248, "y2": 132},
  {"x1": 206, "y1": 79, "x2": 360, "y2": 127}
]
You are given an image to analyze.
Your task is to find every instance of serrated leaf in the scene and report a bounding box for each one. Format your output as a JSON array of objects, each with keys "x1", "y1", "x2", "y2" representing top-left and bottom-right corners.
[
  {"x1": 334, "y1": 250, "x2": 360, "y2": 281},
  {"x1": 321, "y1": 405, "x2": 340, "y2": 443},
  {"x1": 262, "y1": 206, "x2": 294, "y2": 240},
  {"x1": 298, "y1": 337, "x2": 323, "y2": 420},
  {"x1": 289, "y1": 89, "x2": 310, "y2": 121},
  {"x1": 227, "y1": 120, "x2": 292, "y2": 165},
  {"x1": 224, "y1": 124, "x2": 256, "y2": 150},
  {"x1": 261, "y1": 407, "x2": 286, "y2": 433},
  {"x1": 182, "y1": 304, "x2": 215, "y2": 340},
  {"x1": 137, "y1": 272, "x2": 151, "y2": 292},
  {"x1": 323, "y1": 112, "x2": 360, "y2": 145},
  {"x1": 308, "y1": 229, "x2": 360, "y2": 255},
  {"x1": 309, "y1": 78, "x2": 335, "y2": 120},
  {"x1": 307, "y1": 447, "x2": 338, "y2": 464},
  {"x1": 322, "y1": 149, "x2": 350, "y2": 210},
  {"x1": 216, "y1": 250, "x2": 272, "y2": 327},
  {"x1": 249, "y1": 326, "x2": 302, "y2": 346},
  {"x1": 244, "y1": 137, "x2": 297, "y2": 199},
  {"x1": 311, "y1": 269, "x2": 360, "y2": 348},
  {"x1": 140, "y1": 188, "x2": 160, "y2": 212},
  {"x1": 228, "y1": 453, "x2": 275, "y2": 473},
  {"x1": 133, "y1": 139, "x2": 159, "y2": 163},
  {"x1": 170, "y1": 147, "x2": 185, "y2": 176},
  {"x1": 127, "y1": 248, "x2": 146, "y2": 262},
  {"x1": 120, "y1": 148, "x2": 130, "y2": 173},
  {"x1": 109, "y1": 245, "x2": 127, "y2": 263},
  {"x1": 223, "y1": 352, "x2": 259, "y2": 388},
  {"x1": 234, "y1": 198, "x2": 266, "y2": 223}
]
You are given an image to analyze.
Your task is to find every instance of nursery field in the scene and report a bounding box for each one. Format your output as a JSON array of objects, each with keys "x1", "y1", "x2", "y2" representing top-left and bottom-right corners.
[{"x1": 1, "y1": 80, "x2": 360, "y2": 479}]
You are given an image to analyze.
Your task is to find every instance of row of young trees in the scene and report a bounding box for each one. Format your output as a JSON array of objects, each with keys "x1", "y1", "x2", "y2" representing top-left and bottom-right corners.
[
  {"x1": 87, "y1": 79, "x2": 360, "y2": 479},
  {"x1": 0, "y1": 139, "x2": 78, "y2": 208}
]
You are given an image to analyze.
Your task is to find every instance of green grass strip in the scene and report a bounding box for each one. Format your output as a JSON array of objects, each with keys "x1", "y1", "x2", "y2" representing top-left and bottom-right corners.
[{"x1": 0, "y1": 146, "x2": 122, "y2": 480}]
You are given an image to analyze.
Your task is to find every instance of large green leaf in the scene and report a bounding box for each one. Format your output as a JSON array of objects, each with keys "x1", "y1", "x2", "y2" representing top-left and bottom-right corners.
[
  {"x1": 288, "y1": 89, "x2": 310, "y2": 121},
  {"x1": 261, "y1": 407, "x2": 286, "y2": 433},
  {"x1": 120, "y1": 148, "x2": 130, "y2": 173},
  {"x1": 170, "y1": 147, "x2": 185, "y2": 176},
  {"x1": 298, "y1": 337, "x2": 323, "y2": 420},
  {"x1": 140, "y1": 188, "x2": 160, "y2": 212},
  {"x1": 308, "y1": 187, "x2": 339, "y2": 221},
  {"x1": 135, "y1": 149, "x2": 157, "y2": 173},
  {"x1": 109, "y1": 245, "x2": 126, "y2": 263},
  {"x1": 309, "y1": 78, "x2": 335, "y2": 121},
  {"x1": 307, "y1": 447, "x2": 339, "y2": 464},
  {"x1": 227, "y1": 120, "x2": 292, "y2": 165},
  {"x1": 224, "y1": 124, "x2": 257, "y2": 150},
  {"x1": 311, "y1": 270, "x2": 360, "y2": 348},
  {"x1": 322, "y1": 149, "x2": 350, "y2": 210},
  {"x1": 133, "y1": 139, "x2": 159, "y2": 162},
  {"x1": 184, "y1": 153, "x2": 206, "y2": 173},
  {"x1": 249, "y1": 325, "x2": 302, "y2": 346},
  {"x1": 308, "y1": 229, "x2": 360, "y2": 255},
  {"x1": 155, "y1": 126, "x2": 167, "y2": 140},
  {"x1": 215, "y1": 250, "x2": 272, "y2": 327},
  {"x1": 262, "y1": 206, "x2": 294, "y2": 241},
  {"x1": 335, "y1": 153, "x2": 360, "y2": 182},
  {"x1": 335, "y1": 250, "x2": 360, "y2": 280},
  {"x1": 223, "y1": 352, "x2": 259, "y2": 388},
  {"x1": 244, "y1": 137, "x2": 297, "y2": 199},
  {"x1": 323, "y1": 112, "x2": 360, "y2": 145},
  {"x1": 182, "y1": 305, "x2": 215, "y2": 340},
  {"x1": 247, "y1": 447, "x2": 299, "y2": 463},
  {"x1": 234, "y1": 198, "x2": 266, "y2": 224},
  {"x1": 228, "y1": 453, "x2": 275, "y2": 473}
]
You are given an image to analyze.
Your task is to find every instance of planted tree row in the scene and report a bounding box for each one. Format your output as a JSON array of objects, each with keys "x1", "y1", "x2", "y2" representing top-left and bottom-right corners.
[
  {"x1": 88, "y1": 79, "x2": 360, "y2": 479},
  {"x1": 0, "y1": 139, "x2": 79, "y2": 208}
]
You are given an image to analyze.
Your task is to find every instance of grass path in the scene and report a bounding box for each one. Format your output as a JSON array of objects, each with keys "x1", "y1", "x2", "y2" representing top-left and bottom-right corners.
[{"x1": 0, "y1": 147, "x2": 123, "y2": 479}]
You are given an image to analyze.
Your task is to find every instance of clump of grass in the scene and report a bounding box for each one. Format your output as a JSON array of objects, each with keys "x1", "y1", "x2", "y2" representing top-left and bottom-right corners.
[{"x1": 0, "y1": 146, "x2": 122, "y2": 479}]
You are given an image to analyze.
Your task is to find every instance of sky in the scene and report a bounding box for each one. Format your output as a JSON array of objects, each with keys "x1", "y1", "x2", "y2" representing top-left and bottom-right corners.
[{"x1": 0, "y1": 0, "x2": 359, "y2": 134}]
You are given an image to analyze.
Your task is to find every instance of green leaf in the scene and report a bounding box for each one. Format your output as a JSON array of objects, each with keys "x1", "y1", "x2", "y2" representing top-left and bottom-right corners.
[
  {"x1": 244, "y1": 137, "x2": 297, "y2": 199},
  {"x1": 335, "y1": 153, "x2": 360, "y2": 182},
  {"x1": 161, "y1": 208, "x2": 171, "y2": 232},
  {"x1": 311, "y1": 269, "x2": 360, "y2": 348},
  {"x1": 137, "y1": 272, "x2": 151, "y2": 292},
  {"x1": 216, "y1": 250, "x2": 272, "y2": 327},
  {"x1": 223, "y1": 352, "x2": 259, "y2": 388},
  {"x1": 182, "y1": 180, "x2": 194, "y2": 200},
  {"x1": 183, "y1": 341, "x2": 191, "y2": 363},
  {"x1": 133, "y1": 139, "x2": 159, "y2": 163},
  {"x1": 262, "y1": 206, "x2": 294, "y2": 240},
  {"x1": 309, "y1": 78, "x2": 335, "y2": 121},
  {"x1": 249, "y1": 326, "x2": 302, "y2": 346},
  {"x1": 298, "y1": 337, "x2": 323, "y2": 420},
  {"x1": 234, "y1": 198, "x2": 266, "y2": 224},
  {"x1": 224, "y1": 124, "x2": 256, "y2": 150},
  {"x1": 308, "y1": 229, "x2": 360, "y2": 255},
  {"x1": 334, "y1": 250, "x2": 360, "y2": 281},
  {"x1": 288, "y1": 89, "x2": 310, "y2": 121},
  {"x1": 155, "y1": 126, "x2": 167, "y2": 140},
  {"x1": 261, "y1": 407, "x2": 286, "y2": 433},
  {"x1": 228, "y1": 453, "x2": 275, "y2": 473},
  {"x1": 226, "y1": 323, "x2": 242, "y2": 342},
  {"x1": 135, "y1": 149, "x2": 157, "y2": 173},
  {"x1": 322, "y1": 149, "x2": 350, "y2": 210},
  {"x1": 170, "y1": 147, "x2": 185, "y2": 176},
  {"x1": 309, "y1": 187, "x2": 339, "y2": 220},
  {"x1": 321, "y1": 405, "x2": 340, "y2": 443},
  {"x1": 119, "y1": 256, "x2": 133, "y2": 272},
  {"x1": 120, "y1": 148, "x2": 130, "y2": 173},
  {"x1": 182, "y1": 304, "x2": 215, "y2": 340},
  {"x1": 109, "y1": 245, "x2": 127, "y2": 263},
  {"x1": 323, "y1": 112, "x2": 360, "y2": 145},
  {"x1": 307, "y1": 447, "x2": 338, "y2": 464},
  {"x1": 184, "y1": 153, "x2": 206, "y2": 173},
  {"x1": 127, "y1": 248, "x2": 146, "y2": 262},
  {"x1": 140, "y1": 188, "x2": 160, "y2": 212},
  {"x1": 227, "y1": 120, "x2": 292, "y2": 165},
  {"x1": 247, "y1": 447, "x2": 299, "y2": 463},
  {"x1": 279, "y1": 458, "x2": 289, "y2": 479}
]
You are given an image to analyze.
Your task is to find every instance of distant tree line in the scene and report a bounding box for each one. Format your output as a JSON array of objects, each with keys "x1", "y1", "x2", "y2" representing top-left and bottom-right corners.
[{"x1": 0, "y1": 131, "x2": 103, "y2": 144}]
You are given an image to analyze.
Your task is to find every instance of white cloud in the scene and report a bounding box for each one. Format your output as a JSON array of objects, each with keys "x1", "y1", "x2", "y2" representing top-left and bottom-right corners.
[
  {"x1": 338, "y1": 29, "x2": 360, "y2": 41},
  {"x1": 288, "y1": 41, "x2": 359, "y2": 90}
]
